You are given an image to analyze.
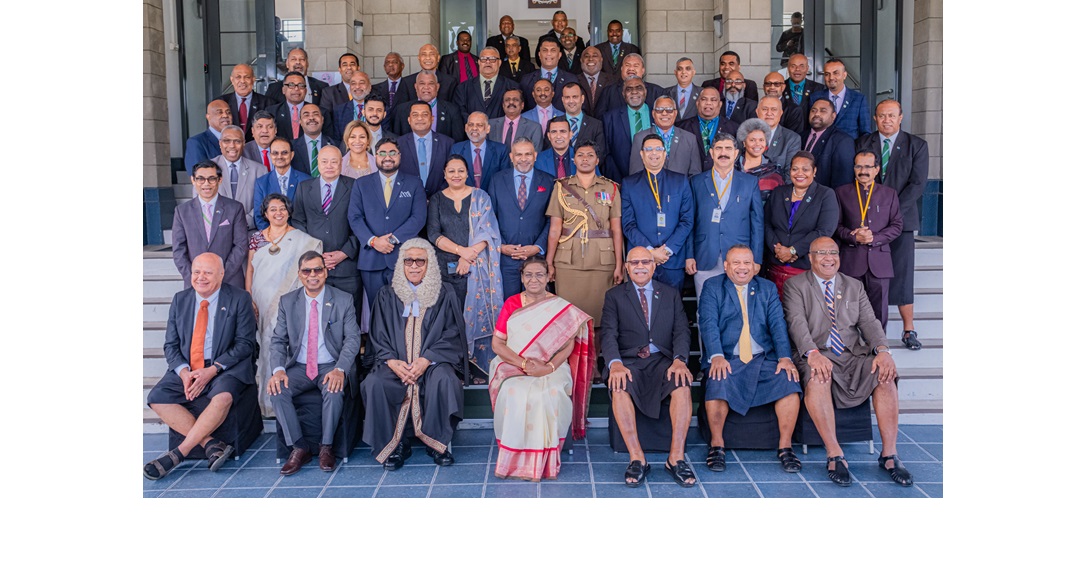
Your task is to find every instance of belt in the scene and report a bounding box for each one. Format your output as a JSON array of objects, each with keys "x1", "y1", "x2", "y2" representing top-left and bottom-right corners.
[{"x1": 561, "y1": 227, "x2": 611, "y2": 238}]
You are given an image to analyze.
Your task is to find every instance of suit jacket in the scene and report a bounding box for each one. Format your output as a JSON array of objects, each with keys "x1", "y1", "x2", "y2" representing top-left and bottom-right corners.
[
  {"x1": 398, "y1": 70, "x2": 459, "y2": 107},
  {"x1": 779, "y1": 99, "x2": 806, "y2": 134},
  {"x1": 833, "y1": 182, "x2": 903, "y2": 279},
  {"x1": 675, "y1": 115, "x2": 740, "y2": 171},
  {"x1": 450, "y1": 139, "x2": 511, "y2": 192},
  {"x1": 212, "y1": 155, "x2": 268, "y2": 229},
  {"x1": 782, "y1": 271, "x2": 888, "y2": 359},
  {"x1": 266, "y1": 101, "x2": 332, "y2": 141},
  {"x1": 535, "y1": 30, "x2": 584, "y2": 66},
  {"x1": 252, "y1": 169, "x2": 312, "y2": 229},
  {"x1": 567, "y1": 113, "x2": 606, "y2": 162},
  {"x1": 521, "y1": 105, "x2": 565, "y2": 134},
  {"x1": 803, "y1": 124, "x2": 856, "y2": 190},
  {"x1": 628, "y1": 126, "x2": 703, "y2": 176},
  {"x1": 488, "y1": 167, "x2": 553, "y2": 249},
  {"x1": 265, "y1": 75, "x2": 328, "y2": 106},
  {"x1": 809, "y1": 88, "x2": 872, "y2": 140},
  {"x1": 184, "y1": 129, "x2": 221, "y2": 175},
  {"x1": 319, "y1": 82, "x2": 351, "y2": 114},
  {"x1": 519, "y1": 68, "x2": 579, "y2": 112},
  {"x1": 397, "y1": 131, "x2": 452, "y2": 197},
  {"x1": 687, "y1": 169, "x2": 764, "y2": 268},
  {"x1": 332, "y1": 98, "x2": 367, "y2": 141},
  {"x1": 347, "y1": 171, "x2": 428, "y2": 271},
  {"x1": 782, "y1": 79, "x2": 826, "y2": 133},
  {"x1": 594, "y1": 79, "x2": 665, "y2": 121},
  {"x1": 453, "y1": 75, "x2": 519, "y2": 121},
  {"x1": 720, "y1": 97, "x2": 757, "y2": 125},
  {"x1": 698, "y1": 275, "x2": 791, "y2": 363},
  {"x1": 270, "y1": 285, "x2": 362, "y2": 378},
  {"x1": 764, "y1": 125, "x2": 802, "y2": 181},
  {"x1": 557, "y1": 49, "x2": 584, "y2": 75},
  {"x1": 665, "y1": 84, "x2": 702, "y2": 121},
  {"x1": 371, "y1": 77, "x2": 405, "y2": 115},
  {"x1": 576, "y1": 71, "x2": 618, "y2": 118},
  {"x1": 763, "y1": 181, "x2": 840, "y2": 269},
  {"x1": 498, "y1": 58, "x2": 536, "y2": 84},
  {"x1": 702, "y1": 77, "x2": 759, "y2": 103},
  {"x1": 601, "y1": 105, "x2": 641, "y2": 182},
  {"x1": 600, "y1": 280, "x2": 690, "y2": 364},
  {"x1": 217, "y1": 91, "x2": 269, "y2": 140},
  {"x1": 621, "y1": 169, "x2": 695, "y2": 271},
  {"x1": 594, "y1": 42, "x2": 641, "y2": 76},
  {"x1": 486, "y1": 34, "x2": 531, "y2": 61},
  {"x1": 291, "y1": 175, "x2": 360, "y2": 280},
  {"x1": 438, "y1": 52, "x2": 479, "y2": 82},
  {"x1": 488, "y1": 116, "x2": 544, "y2": 151},
  {"x1": 242, "y1": 141, "x2": 272, "y2": 168},
  {"x1": 855, "y1": 131, "x2": 929, "y2": 232},
  {"x1": 534, "y1": 147, "x2": 578, "y2": 177},
  {"x1": 171, "y1": 195, "x2": 248, "y2": 289},
  {"x1": 163, "y1": 283, "x2": 256, "y2": 384},
  {"x1": 391, "y1": 99, "x2": 465, "y2": 143},
  {"x1": 290, "y1": 133, "x2": 342, "y2": 176}
]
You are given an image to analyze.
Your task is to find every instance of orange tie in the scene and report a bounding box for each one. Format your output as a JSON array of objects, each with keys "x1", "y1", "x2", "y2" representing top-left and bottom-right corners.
[{"x1": 190, "y1": 300, "x2": 209, "y2": 370}]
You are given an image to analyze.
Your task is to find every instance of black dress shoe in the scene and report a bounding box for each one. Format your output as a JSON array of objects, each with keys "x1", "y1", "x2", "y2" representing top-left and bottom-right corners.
[
  {"x1": 426, "y1": 446, "x2": 454, "y2": 466},
  {"x1": 902, "y1": 330, "x2": 922, "y2": 351},
  {"x1": 384, "y1": 441, "x2": 410, "y2": 470},
  {"x1": 879, "y1": 454, "x2": 914, "y2": 486}
]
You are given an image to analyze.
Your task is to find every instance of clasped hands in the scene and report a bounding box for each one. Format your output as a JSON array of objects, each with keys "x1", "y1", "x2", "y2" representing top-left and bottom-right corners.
[{"x1": 387, "y1": 357, "x2": 432, "y2": 386}]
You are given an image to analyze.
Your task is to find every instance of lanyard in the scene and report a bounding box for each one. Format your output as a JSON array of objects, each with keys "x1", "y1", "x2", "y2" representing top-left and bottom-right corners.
[
  {"x1": 856, "y1": 181, "x2": 874, "y2": 227},
  {"x1": 646, "y1": 171, "x2": 663, "y2": 211},
  {"x1": 710, "y1": 170, "x2": 733, "y2": 208}
]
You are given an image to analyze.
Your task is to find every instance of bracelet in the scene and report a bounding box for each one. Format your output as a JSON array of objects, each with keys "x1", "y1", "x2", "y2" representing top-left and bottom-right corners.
[{"x1": 546, "y1": 362, "x2": 554, "y2": 371}]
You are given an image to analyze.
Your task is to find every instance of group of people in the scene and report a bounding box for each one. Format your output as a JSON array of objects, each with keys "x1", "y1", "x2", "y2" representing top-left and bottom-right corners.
[{"x1": 147, "y1": 9, "x2": 928, "y2": 490}]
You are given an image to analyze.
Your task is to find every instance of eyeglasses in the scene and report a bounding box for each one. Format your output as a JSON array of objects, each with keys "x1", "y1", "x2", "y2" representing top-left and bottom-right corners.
[
  {"x1": 763, "y1": 81, "x2": 785, "y2": 86},
  {"x1": 809, "y1": 250, "x2": 839, "y2": 256},
  {"x1": 299, "y1": 266, "x2": 327, "y2": 276},
  {"x1": 853, "y1": 164, "x2": 878, "y2": 170},
  {"x1": 269, "y1": 150, "x2": 292, "y2": 156},
  {"x1": 642, "y1": 146, "x2": 665, "y2": 153},
  {"x1": 627, "y1": 259, "x2": 654, "y2": 266},
  {"x1": 624, "y1": 86, "x2": 645, "y2": 92},
  {"x1": 654, "y1": 107, "x2": 676, "y2": 113},
  {"x1": 193, "y1": 176, "x2": 220, "y2": 184},
  {"x1": 727, "y1": 79, "x2": 746, "y2": 85},
  {"x1": 283, "y1": 82, "x2": 307, "y2": 89},
  {"x1": 403, "y1": 258, "x2": 427, "y2": 267},
  {"x1": 478, "y1": 57, "x2": 500, "y2": 62},
  {"x1": 376, "y1": 150, "x2": 400, "y2": 157},
  {"x1": 522, "y1": 272, "x2": 548, "y2": 280}
]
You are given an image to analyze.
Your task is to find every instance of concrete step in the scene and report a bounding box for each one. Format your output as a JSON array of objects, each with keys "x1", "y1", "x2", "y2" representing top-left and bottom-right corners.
[
  {"x1": 143, "y1": 251, "x2": 177, "y2": 277},
  {"x1": 144, "y1": 297, "x2": 172, "y2": 323},
  {"x1": 895, "y1": 367, "x2": 942, "y2": 404},
  {"x1": 144, "y1": 322, "x2": 167, "y2": 349},
  {"x1": 889, "y1": 345, "x2": 941, "y2": 369},
  {"x1": 886, "y1": 313, "x2": 941, "y2": 340},
  {"x1": 163, "y1": 229, "x2": 173, "y2": 245},
  {"x1": 888, "y1": 290, "x2": 941, "y2": 314},
  {"x1": 914, "y1": 246, "x2": 941, "y2": 267},
  {"x1": 914, "y1": 265, "x2": 942, "y2": 288},
  {"x1": 144, "y1": 276, "x2": 184, "y2": 299},
  {"x1": 144, "y1": 349, "x2": 167, "y2": 377}
]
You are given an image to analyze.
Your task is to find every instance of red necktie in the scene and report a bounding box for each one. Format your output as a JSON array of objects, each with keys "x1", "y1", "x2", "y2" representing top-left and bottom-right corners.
[
  {"x1": 291, "y1": 105, "x2": 300, "y2": 139},
  {"x1": 474, "y1": 147, "x2": 483, "y2": 184},
  {"x1": 638, "y1": 288, "x2": 649, "y2": 325},
  {"x1": 190, "y1": 300, "x2": 209, "y2": 370},
  {"x1": 517, "y1": 174, "x2": 528, "y2": 210},
  {"x1": 261, "y1": 148, "x2": 271, "y2": 171},
  {"x1": 239, "y1": 98, "x2": 248, "y2": 131},
  {"x1": 556, "y1": 153, "x2": 566, "y2": 179}
]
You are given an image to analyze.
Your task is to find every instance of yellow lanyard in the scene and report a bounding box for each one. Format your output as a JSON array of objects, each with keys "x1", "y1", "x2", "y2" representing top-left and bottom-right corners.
[
  {"x1": 856, "y1": 181, "x2": 874, "y2": 227},
  {"x1": 710, "y1": 170, "x2": 733, "y2": 208},
  {"x1": 646, "y1": 171, "x2": 663, "y2": 211}
]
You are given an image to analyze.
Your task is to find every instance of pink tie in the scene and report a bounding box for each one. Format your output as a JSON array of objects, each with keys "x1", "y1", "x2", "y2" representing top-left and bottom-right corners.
[
  {"x1": 291, "y1": 105, "x2": 300, "y2": 139},
  {"x1": 474, "y1": 147, "x2": 483, "y2": 183},
  {"x1": 306, "y1": 299, "x2": 319, "y2": 380},
  {"x1": 202, "y1": 202, "x2": 213, "y2": 239},
  {"x1": 540, "y1": 108, "x2": 549, "y2": 133}
]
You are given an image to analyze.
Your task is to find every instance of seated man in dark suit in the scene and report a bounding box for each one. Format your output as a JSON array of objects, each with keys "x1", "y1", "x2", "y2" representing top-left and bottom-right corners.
[
  {"x1": 487, "y1": 15, "x2": 530, "y2": 60},
  {"x1": 265, "y1": 47, "x2": 328, "y2": 106},
  {"x1": 438, "y1": 30, "x2": 479, "y2": 84},
  {"x1": 268, "y1": 251, "x2": 362, "y2": 475},
  {"x1": 803, "y1": 98, "x2": 856, "y2": 190},
  {"x1": 450, "y1": 112, "x2": 510, "y2": 192},
  {"x1": 498, "y1": 35, "x2": 535, "y2": 83},
  {"x1": 603, "y1": 247, "x2": 695, "y2": 488},
  {"x1": 698, "y1": 245, "x2": 802, "y2": 473},
  {"x1": 253, "y1": 137, "x2": 311, "y2": 229},
  {"x1": 783, "y1": 236, "x2": 911, "y2": 488},
  {"x1": 361, "y1": 239, "x2": 466, "y2": 469},
  {"x1": 594, "y1": 20, "x2": 640, "y2": 76},
  {"x1": 488, "y1": 138, "x2": 554, "y2": 297},
  {"x1": 172, "y1": 161, "x2": 248, "y2": 290},
  {"x1": 291, "y1": 103, "x2": 340, "y2": 177},
  {"x1": 184, "y1": 99, "x2": 232, "y2": 175},
  {"x1": 144, "y1": 253, "x2": 256, "y2": 480}
]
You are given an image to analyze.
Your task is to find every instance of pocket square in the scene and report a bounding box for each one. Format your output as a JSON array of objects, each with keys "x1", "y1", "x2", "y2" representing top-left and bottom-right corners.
[
  {"x1": 400, "y1": 190, "x2": 412, "y2": 198},
  {"x1": 220, "y1": 219, "x2": 231, "y2": 226}
]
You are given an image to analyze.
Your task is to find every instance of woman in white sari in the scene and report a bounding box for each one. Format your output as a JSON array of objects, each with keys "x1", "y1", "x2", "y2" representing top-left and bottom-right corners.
[
  {"x1": 488, "y1": 257, "x2": 595, "y2": 481},
  {"x1": 246, "y1": 193, "x2": 322, "y2": 416}
]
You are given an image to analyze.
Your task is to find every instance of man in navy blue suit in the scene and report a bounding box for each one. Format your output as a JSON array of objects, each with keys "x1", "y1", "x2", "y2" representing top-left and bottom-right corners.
[
  {"x1": 184, "y1": 99, "x2": 232, "y2": 175},
  {"x1": 697, "y1": 245, "x2": 802, "y2": 473},
  {"x1": 253, "y1": 137, "x2": 312, "y2": 229},
  {"x1": 810, "y1": 58, "x2": 872, "y2": 140},
  {"x1": 348, "y1": 137, "x2": 428, "y2": 307},
  {"x1": 291, "y1": 103, "x2": 340, "y2": 177},
  {"x1": 802, "y1": 98, "x2": 855, "y2": 190},
  {"x1": 397, "y1": 101, "x2": 452, "y2": 197},
  {"x1": 620, "y1": 134, "x2": 694, "y2": 289},
  {"x1": 602, "y1": 76, "x2": 650, "y2": 182},
  {"x1": 534, "y1": 117, "x2": 577, "y2": 178},
  {"x1": 454, "y1": 47, "x2": 518, "y2": 122},
  {"x1": 450, "y1": 112, "x2": 510, "y2": 192},
  {"x1": 331, "y1": 71, "x2": 371, "y2": 141},
  {"x1": 685, "y1": 133, "x2": 764, "y2": 297},
  {"x1": 488, "y1": 138, "x2": 554, "y2": 297}
]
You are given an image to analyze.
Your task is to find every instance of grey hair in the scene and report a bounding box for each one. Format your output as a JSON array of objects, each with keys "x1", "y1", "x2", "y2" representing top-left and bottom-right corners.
[
  {"x1": 391, "y1": 238, "x2": 442, "y2": 309},
  {"x1": 417, "y1": 69, "x2": 439, "y2": 80},
  {"x1": 220, "y1": 124, "x2": 245, "y2": 139},
  {"x1": 737, "y1": 118, "x2": 771, "y2": 143},
  {"x1": 511, "y1": 136, "x2": 535, "y2": 149}
]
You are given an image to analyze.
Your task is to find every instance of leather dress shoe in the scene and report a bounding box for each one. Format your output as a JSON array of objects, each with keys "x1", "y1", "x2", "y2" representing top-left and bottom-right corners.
[
  {"x1": 384, "y1": 441, "x2": 412, "y2": 470},
  {"x1": 319, "y1": 444, "x2": 336, "y2": 471},
  {"x1": 426, "y1": 446, "x2": 455, "y2": 466},
  {"x1": 280, "y1": 447, "x2": 312, "y2": 476}
]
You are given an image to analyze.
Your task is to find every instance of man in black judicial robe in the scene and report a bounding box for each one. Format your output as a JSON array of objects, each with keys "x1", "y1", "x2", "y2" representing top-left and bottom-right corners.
[{"x1": 360, "y1": 239, "x2": 467, "y2": 470}]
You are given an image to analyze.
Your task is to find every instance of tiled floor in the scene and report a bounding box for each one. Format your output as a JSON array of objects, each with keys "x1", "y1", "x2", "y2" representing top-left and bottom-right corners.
[{"x1": 143, "y1": 424, "x2": 942, "y2": 498}]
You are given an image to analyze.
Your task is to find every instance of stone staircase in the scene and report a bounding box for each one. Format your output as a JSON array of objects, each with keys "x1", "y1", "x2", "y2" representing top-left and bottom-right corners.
[{"x1": 143, "y1": 237, "x2": 943, "y2": 432}]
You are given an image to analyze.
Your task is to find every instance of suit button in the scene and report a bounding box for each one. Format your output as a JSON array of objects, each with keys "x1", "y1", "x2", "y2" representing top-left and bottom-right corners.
[{"x1": 386, "y1": 216, "x2": 389, "y2": 219}]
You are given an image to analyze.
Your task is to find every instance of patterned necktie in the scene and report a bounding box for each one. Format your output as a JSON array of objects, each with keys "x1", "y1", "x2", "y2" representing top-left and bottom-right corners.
[
  {"x1": 504, "y1": 119, "x2": 515, "y2": 144},
  {"x1": 229, "y1": 163, "x2": 238, "y2": 196},
  {"x1": 306, "y1": 299, "x2": 319, "y2": 380},
  {"x1": 278, "y1": 174, "x2": 287, "y2": 195},
  {"x1": 589, "y1": 76, "x2": 597, "y2": 102},
  {"x1": 239, "y1": 97, "x2": 248, "y2": 131},
  {"x1": 569, "y1": 116, "x2": 579, "y2": 142},
  {"x1": 383, "y1": 175, "x2": 394, "y2": 206},
  {"x1": 633, "y1": 110, "x2": 643, "y2": 134},
  {"x1": 418, "y1": 137, "x2": 428, "y2": 184},
  {"x1": 805, "y1": 130, "x2": 820, "y2": 152},
  {"x1": 261, "y1": 148, "x2": 271, "y2": 171},
  {"x1": 737, "y1": 285, "x2": 753, "y2": 364},
  {"x1": 881, "y1": 138, "x2": 892, "y2": 176},
  {"x1": 356, "y1": 101, "x2": 363, "y2": 121},
  {"x1": 831, "y1": 94, "x2": 839, "y2": 112},
  {"x1": 545, "y1": 70, "x2": 553, "y2": 82},
  {"x1": 679, "y1": 90, "x2": 686, "y2": 114},
  {"x1": 539, "y1": 107, "x2": 548, "y2": 133},
  {"x1": 291, "y1": 105, "x2": 300, "y2": 139},
  {"x1": 556, "y1": 153, "x2": 566, "y2": 179},
  {"x1": 202, "y1": 202, "x2": 213, "y2": 239},
  {"x1": 484, "y1": 79, "x2": 492, "y2": 101},
  {"x1": 310, "y1": 141, "x2": 319, "y2": 178},
  {"x1": 474, "y1": 147, "x2": 483, "y2": 183},
  {"x1": 190, "y1": 300, "x2": 209, "y2": 370},
  {"x1": 726, "y1": 100, "x2": 735, "y2": 118},
  {"x1": 322, "y1": 183, "x2": 332, "y2": 214},
  {"x1": 612, "y1": 46, "x2": 620, "y2": 68},
  {"x1": 389, "y1": 80, "x2": 397, "y2": 108},
  {"x1": 791, "y1": 82, "x2": 802, "y2": 105},
  {"x1": 824, "y1": 280, "x2": 845, "y2": 356},
  {"x1": 517, "y1": 174, "x2": 528, "y2": 210},
  {"x1": 638, "y1": 287, "x2": 649, "y2": 326}
]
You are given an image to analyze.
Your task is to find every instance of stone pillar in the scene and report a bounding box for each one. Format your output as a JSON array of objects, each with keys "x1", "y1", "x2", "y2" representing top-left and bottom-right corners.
[
  {"x1": 712, "y1": 0, "x2": 771, "y2": 84},
  {"x1": 639, "y1": 0, "x2": 716, "y2": 88},
  {"x1": 360, "y1": 0, "x2": 440, "y2": 82},
  {"x1": 144, "y1": 0, "x2": 170, "y2": 245},
  {"x1": 304, "y1": 0, "x2": 364, "y2": 77},
  {"x1": 913, "y1": 0, "x2": 942, "y2": 180}
]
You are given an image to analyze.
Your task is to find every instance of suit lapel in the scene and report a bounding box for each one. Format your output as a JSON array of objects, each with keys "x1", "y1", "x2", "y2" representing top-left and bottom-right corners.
[
  {"x1": 211, "y1": 288, "x2": 229, "y2": 359},
  {"x1": 206, "y1": 200, "x2": 224, "y2": 244},
  {"x1": 627, "y1": 282, "x2": 647, "y2": 328},
  {"x1": 290, "y1": 291, "x2": 305, "y2": 361},
  {"x1": 321, "y1": 291, "x2": 334, "y2": 345},
  {"x1": 386, "y1": 177, "x2": 403, "y2": 212},
  {"x1": 789, "y1": 182, "x2": 816, "y2": 228}
]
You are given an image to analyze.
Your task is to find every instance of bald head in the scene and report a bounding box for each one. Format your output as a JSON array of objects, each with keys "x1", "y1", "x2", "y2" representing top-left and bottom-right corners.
[
  {"x1": 206, "y1": 99, "x2": 232, "y2": 132},
  {"x1": 229, "y1": 64, "x2": 255, "y2": 97},
  {"x1": 763, "y1": 71, "x2": 786, "y2": 99},
  {"x1": 625, "y1": 246, "x2": 656, "y2": 286},
  {"x1": 190, "y1": 253, "x2": 225, "y2": 297},
  {"x1": 317, "y1": 145, "x2": 342, "y2": 180}
]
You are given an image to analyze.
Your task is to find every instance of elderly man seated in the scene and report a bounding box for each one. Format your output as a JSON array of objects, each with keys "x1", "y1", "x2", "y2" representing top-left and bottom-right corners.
[
  {"x1": 360, "y1": 238, "x2": 467, "y2": 470},
  {"x1": 697, "y1": 244, "x2": 801, "y2": 473},
  {"x1": 602, "y1": 246, "x2": 694, "y2": 488},
  {"x1": 782, "y1": 236, "x2": 912, "y2": 487}
]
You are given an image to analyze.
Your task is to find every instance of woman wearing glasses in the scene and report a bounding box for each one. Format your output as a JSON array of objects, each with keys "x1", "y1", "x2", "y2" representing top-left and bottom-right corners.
[
  {"x1": 246, "y1": 193, "x2": 323, "y2": 415},
  {"x1": 487, "y1": 257, "x2": 594, "y2": 481},
  {"x1": 763, "y1": 151, "x2": 839, "y2": 300}
]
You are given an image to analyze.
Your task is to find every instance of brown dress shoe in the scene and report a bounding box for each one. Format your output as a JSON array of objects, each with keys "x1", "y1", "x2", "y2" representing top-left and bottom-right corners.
[
  {"x1": 319, "y1": 444, "x2": 336, "y2": 471},
  {"x1": 280, "y1": 447, "x2": 312, "y2": 476}
]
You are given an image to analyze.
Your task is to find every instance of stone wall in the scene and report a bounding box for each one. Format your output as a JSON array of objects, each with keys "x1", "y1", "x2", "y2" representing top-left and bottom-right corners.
[
  {"x1": 359, "y1": 0, "x2": 440, "y2": 82},
  {"x1": 712, "y1": 0, "x2": 771, "y2": 86},
  {"x1": 638, "y1": 0, "x2": 716, "y2": 88},
  {"x1": 144, "y1": 0, "x2": 170, "y2": 189},
  {"x1": 913, "y1": 0, "x2": 942, "y2": 179},
  {"x1": 303, "y1": 0, "x2": 363, "y2": 75}
]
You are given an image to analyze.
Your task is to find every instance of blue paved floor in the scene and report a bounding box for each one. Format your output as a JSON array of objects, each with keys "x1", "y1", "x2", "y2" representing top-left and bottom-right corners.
[{"x1": 143, "y1": 425, "x2": 942, "y2": 498}]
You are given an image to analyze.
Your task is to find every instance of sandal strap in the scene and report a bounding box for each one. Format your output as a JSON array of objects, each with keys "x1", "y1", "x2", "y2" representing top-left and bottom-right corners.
[{"x1": 827, "y1": 455, "x2": 847, "y2": 463}]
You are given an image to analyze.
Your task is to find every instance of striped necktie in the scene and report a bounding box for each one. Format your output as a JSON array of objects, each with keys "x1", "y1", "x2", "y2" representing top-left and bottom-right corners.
[
  {"x1": 305, "y1": 299, "x2": 319, "y2": 379},
  {"x1": 881, "y1": 138, "x2": 892, "y2": 176},
  {"x1": 417, "y1": 137, "x2": 428, "y2": 184},
  {"x1": 824, "y1": 280, "x2": 845, "y2": 356},
  {"x1": 321, "y1": 183, "x2": 332, "y2": 214},
  {"x1": 569, "y1": 116, "x2": 579, "y2": 142},
  {"x1": 310, "y1": 140, "x2": 319, "y2": 178}
]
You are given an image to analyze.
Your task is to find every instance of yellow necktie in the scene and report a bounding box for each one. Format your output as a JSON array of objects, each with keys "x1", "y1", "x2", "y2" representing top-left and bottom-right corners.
[
  {"x1": 383, "y1": 175, "x2": 393, "y2": 207},
  {"x1": 737, "y1": 285, "x2": 753, "y2": 364}
]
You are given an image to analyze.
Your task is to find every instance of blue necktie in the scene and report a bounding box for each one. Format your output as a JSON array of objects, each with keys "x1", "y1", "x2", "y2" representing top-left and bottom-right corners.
[
  {"x1": 570, "y1": 116, "x2": 579, "y2": 142},
  {"x1": 726, "y1": 100, "x2": 735, "y2": 118},
  {"x1": 418, "y1": 137, "x2": 428, "y2": 184}
]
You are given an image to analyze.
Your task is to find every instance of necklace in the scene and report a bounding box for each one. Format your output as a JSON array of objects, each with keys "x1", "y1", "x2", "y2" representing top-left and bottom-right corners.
[{"x1": 265, "y1": 227, "x2": 289, "y2": 255}]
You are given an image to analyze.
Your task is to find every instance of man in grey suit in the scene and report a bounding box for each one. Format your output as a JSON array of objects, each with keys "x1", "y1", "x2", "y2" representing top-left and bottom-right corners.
[
  {"x1": 242, "y1": 110, "x2": 277, "y2": 171},
  {"x1": 628, "y1": 96, "x2": 702, "y2": 176},
  {"x1": 488, "y1": 89, "x2": 543, "y2": 151},
  {"x1": 212, "y1": 125, "x2": 268, "y2": 229},
  {"x1": 172, "y1": 161, "x2": 248, "y2": 289},
  {"x1": 757, "y1": 96, "x2": 801, "y2": 182},
  {"x1": 269, "y1": 251, "x2": 362, "y2": 475},
  {"x1": 782, "y1": 236, "x2": 912, "y2": 488},
  {"x1": 666, "y1": 57, "x2": 702, "y2": 121}
]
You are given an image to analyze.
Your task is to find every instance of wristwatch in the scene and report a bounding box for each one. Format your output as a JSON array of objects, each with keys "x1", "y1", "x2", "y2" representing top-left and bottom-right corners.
[
  {"x1": 789, "y1": 246, "x2": 798, "y2": 258},
  {"x1": 213, "y1": 361, "x2": 226, "y2": 373},
  {"x1": 875, "y1": 346, "x2": 891, "y2": 355}
]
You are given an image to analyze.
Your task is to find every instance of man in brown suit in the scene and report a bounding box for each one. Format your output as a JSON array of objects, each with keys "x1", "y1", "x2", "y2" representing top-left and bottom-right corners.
[{"x1": 782, "y1": 236, "x2": 912, "y2": 488}]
